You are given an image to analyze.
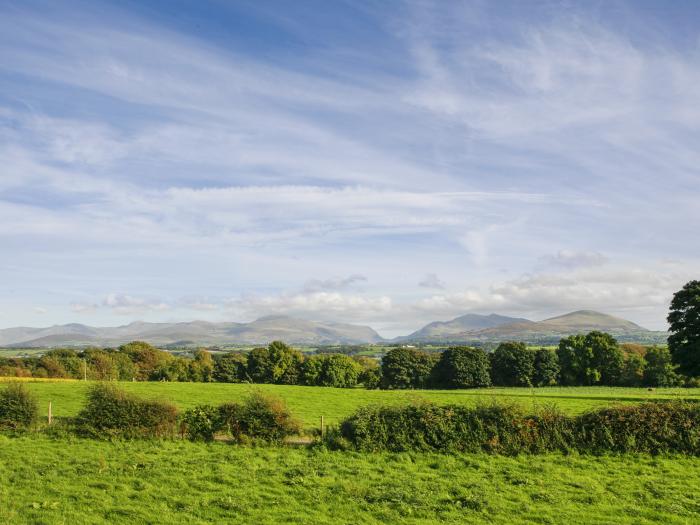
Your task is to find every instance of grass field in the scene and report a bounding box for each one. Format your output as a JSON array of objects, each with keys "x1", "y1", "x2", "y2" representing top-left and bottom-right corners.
[
  {"x1": 2, "y1": 378, "x2": 699, "y2": 430},
  {"x1": 0, "y1": 435, "x2": 698, "y2": 524}
]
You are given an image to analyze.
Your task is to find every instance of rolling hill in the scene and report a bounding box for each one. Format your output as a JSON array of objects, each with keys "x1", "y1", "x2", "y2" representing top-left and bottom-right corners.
[
  {"x1": 0, "y1": 316, "x2": 383, "y2": 347},
  {"x1": 396, "y1": 313, "x2": 532, "y2": 342}
]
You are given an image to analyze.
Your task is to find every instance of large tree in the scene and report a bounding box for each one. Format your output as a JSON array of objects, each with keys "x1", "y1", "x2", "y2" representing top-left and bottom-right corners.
[
  {"x1": 490, "y1": 342, "x2": 535, "y2": 387},
  {"x1": 432, "y1": 346, "x2": 491, "y2": 389},
  {"x1": 668, "y1": 280, "x2": 700, "y2": 377}
]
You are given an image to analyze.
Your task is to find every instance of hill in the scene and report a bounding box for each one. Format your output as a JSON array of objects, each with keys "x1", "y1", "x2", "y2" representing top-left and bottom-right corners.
[
  {"x1": 397, "y1": 313, "x2": 532, "y2": 342},
  {"x1": 0, "y1": 316, "x2": 383, "y2": 347}
]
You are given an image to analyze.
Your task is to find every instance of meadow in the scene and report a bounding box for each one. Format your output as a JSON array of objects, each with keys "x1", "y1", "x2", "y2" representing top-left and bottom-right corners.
[
  {"x1": 0, "y1": 435, "x2": 698, "y2": 524},
  {"x1": 2, "y1": 378, "x2": 700, "y2": 430}
]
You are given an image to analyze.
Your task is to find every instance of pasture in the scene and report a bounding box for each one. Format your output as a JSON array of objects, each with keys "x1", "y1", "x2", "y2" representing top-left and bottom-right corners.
[
  {"x1": 2, "y1": 378, "x2": 699, "y2": 430},
  {"x1": 0, "y1": 436, "x2": 699, "y2": 524}
]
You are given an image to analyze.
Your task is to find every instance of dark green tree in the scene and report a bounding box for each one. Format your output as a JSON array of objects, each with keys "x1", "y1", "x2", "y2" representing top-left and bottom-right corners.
[
  {"x1": 533, "y1": 348, "x2": 559, "y2": 386},
  {"x1": 380, "y1": 347, "x2": 437, "y2": 389},
  {"x1": 620, "y1": 352, "x2": 646, "y2": 387},
  {"x1": 490, "y1": 342, "x2": 535, "y2": 386},
  {"x1": 588, "y1": 331, "x2": 624, "y2": 386},
  {"x1": 214, "y1": 353, "x2": 248, "y2": 383},
  {"x1": 643, "y1": 346, "x2": 681, "y2": 387},
  {"x1": 667, "y1": 280, "x2": 700, "y2": 377},
  {"x1": 246, "y1": 341, "x2": 303, "y2": 384},
  {"x1": 432, "y1": 346, "x2": 491, "y2": 389}
]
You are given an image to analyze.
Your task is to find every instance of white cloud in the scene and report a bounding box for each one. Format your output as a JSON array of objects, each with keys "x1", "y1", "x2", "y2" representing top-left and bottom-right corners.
[{"x1": 540, "y1": 250, "x2": 609, "y2": 269}]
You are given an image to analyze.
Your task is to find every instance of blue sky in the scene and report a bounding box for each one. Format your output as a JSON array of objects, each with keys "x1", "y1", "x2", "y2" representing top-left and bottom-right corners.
[{"x1": 1, "y1": 0, "x2": 698, "y2": 336}]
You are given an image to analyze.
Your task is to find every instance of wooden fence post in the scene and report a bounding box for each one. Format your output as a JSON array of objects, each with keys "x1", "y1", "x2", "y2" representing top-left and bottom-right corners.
[
  {"x1": 48, "y1": 401, "x2": 53, "y2": 425},
  {"x1": 321, "y1": 416, "x2": 325, "y2": 438}
]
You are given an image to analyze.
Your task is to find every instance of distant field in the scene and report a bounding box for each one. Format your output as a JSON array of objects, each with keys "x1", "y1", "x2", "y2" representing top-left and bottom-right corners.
[
  {"x1": 0, "y1": 436, "x2": 698, "y2": 524},
  {"x1": 2, "y1": 378, "x2": 699, "y2": 430},
  {"x1": 0, "y1": 348, "x2": 47, "y2": 358}
]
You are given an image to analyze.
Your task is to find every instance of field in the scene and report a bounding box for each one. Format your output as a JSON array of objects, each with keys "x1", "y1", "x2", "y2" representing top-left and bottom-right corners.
[
  {"x1": 2, "y1": 379, "x2": 700, "y2": 430},
  {"x1": 1, "y1": 436, "x2": 699, "y2": 524},
  {"x1": 2, "y1": 380, "x2": 700, "y2": 524}
]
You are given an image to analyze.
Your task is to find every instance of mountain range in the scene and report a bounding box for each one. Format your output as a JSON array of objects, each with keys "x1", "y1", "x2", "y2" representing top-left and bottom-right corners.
[{"x1": 0, "y1": 310, "x2": 667, "y2": 348}]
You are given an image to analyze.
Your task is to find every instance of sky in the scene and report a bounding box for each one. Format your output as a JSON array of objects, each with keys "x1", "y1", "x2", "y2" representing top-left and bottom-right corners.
[{"x1": 0, "y1": 0, "x2": 699, "y2": 337}]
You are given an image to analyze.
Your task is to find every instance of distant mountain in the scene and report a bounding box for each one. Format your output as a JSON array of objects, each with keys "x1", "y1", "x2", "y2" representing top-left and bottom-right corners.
[
  {"x1": 0, "y1": 310, "x2": 667, "y2": 348},
  {"x1": 434, "y1": 310, "x2": 666, "y2": 344},
  {"x1": 0, "y1": 316, "x2": 383, "y2": 347},
  {"x1": 397, "y1": 313, "x2": 532, "y2": 342}
]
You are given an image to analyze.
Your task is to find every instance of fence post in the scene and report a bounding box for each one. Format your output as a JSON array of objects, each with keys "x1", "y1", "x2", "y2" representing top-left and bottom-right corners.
[
  {"x1": 48, "y1": 401, "x2": 53, "y2": 425},
  {"x1": 320, "y1": 415, "x2": 325, "y2": 438}
]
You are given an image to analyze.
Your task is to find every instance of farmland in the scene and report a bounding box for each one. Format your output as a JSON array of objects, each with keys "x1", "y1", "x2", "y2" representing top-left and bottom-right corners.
[
  {"x1": 0, "y1": 435, "x2": 699, "y2": 524},
  {"x1": 3, "y1": 378, "x2": 700, "y2": 430}
]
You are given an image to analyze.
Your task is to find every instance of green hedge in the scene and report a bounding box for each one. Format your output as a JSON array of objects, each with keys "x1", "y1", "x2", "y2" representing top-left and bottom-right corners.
[
  {"x1": 333, "y1": 400, "x2": 700, "y2": 455},
  {"x1": 75, "y1": 383, "x2": 178, "y2": 439}
]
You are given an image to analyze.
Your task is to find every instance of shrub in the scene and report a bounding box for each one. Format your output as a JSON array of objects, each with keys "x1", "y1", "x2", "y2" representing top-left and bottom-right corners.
[
  {"x1": 432, "y1": 347, "x2": 491, "y2": 389},
  {"x1": 334, "y1": 400, "x2": 700, "y2": 455},
  {"x1": 577, "y1": 401, "x2": 700, "y2": 454},
  {"x1": 218, "y1": 391, "x2": 301, "y2": 443},
  {"x1": 336, "y1": 401, "x2": 575, "y2": 454},
  {"x1": 180, "y1": 404, "x2": 221, "y2": 441},
  {"x1": 75, "y1": 383, "x2": 178, "y2": 439},
  {"x1": 0, "y1": 383, "x2": 39, "y2": 431}
]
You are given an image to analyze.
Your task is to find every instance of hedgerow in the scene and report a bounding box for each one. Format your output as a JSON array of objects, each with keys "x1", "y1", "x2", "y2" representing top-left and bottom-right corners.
[
  {"x1": 0, "y1": 383, "x2": 39, "y2": 431},
  {"x1": 332, "y1": 400, "x2": 700, "y2": 455}
]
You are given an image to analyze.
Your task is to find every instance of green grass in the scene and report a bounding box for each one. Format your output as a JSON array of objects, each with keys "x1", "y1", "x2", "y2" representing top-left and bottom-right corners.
[
  {"x1": 3, "y1": 378, "x2": 700, "y2": 430},
  {"x1": 0, "y1": 435, "x2": 699, "y2": 524}
]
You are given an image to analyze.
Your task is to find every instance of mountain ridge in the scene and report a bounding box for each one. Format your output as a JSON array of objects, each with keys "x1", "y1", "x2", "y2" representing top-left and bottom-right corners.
[{"x1": 0, "y1": 310, "x2": 667, "y2": 348}]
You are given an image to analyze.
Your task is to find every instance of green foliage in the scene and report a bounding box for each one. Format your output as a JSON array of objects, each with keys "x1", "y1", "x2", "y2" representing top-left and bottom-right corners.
[
  {"x1": 336, "y1": 399, "x2": 700, "y2": 455},
  {"x1": 643, "y1": 346, "x2": 681, "y2": 387},
  {"x1": 668, "y1": 280, "x2": 700, "y2": 377},
  {"x1": 336, "y1": 401, "x2": 575, "y2": 454},
  {"x1": 218, "y1": 391, "x2": 301, "y2": 443},
  {"x1": 533, "y1": 348, "x2": 559, "y2": 386},
  {"x1": 301, "y1": 354, "x2": 361, "y2": 387},
  {"x1": 557, "y1": 331, "x2": 624, "y2": 386},
  {"x1": 490, "y1": 342, "x2": 535, "y2": 386},
  {"x1": 380, "y1": 347, "x2": 437, "y2": 389},
  {"x1": 213, "y1": 353, "x2": 248, "y2": 383},
  {"x1": 75, "y1": 383, "x2": 178, "y2": 439},
  {"x1": 0, "y1": 383, "x2": 39, "y2": 431},
  {"x1": 620, "y1": 352, "x2": 646, "y2": 387},
  {"x1": 246, "y1": 341, "x2": 304, "y2": 385},
  {"x1": 578, "y1": 401, "x2": 700, "y2": 454},
  {"x1": 432, "y1": 347, "x2": 491, "y2": 389},
  {"x1": 180, "y1": 404, "x2": 221, "y2": 442},
  {"x1": 119, "y1": 341, "x2": 173, "y2": 381}
]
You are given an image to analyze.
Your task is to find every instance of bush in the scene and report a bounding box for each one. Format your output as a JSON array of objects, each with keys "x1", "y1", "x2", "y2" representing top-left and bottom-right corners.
[
  {"x1": 180, "y1": 404, "x2": 221, "y2": 441},
  {"x1": 0, "y1": 383, "x2": 39, "y2": 431},
  {"x1": 75, "y1": 384, "x2": 178, "y2": 439},
  {"x1": 218, "y1": 391, "x2": 301, "y2": 443},
  {"x1": 334, "y1": 400, "x2": 700, "y2": 455},
  {"x1": 577, "y1": 401, "x2": 700, "y2": 454},
  {"x1": 336, "y1": 401, "x2": 575, "y2": 454}
]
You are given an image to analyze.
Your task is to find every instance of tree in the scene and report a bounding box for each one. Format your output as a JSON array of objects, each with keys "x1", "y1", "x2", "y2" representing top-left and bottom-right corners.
[
  {"x1": 556, "y1": 331, "x2": 623, "y2": 386},
  {"x1": 557, "y1": 335, "x2": 595, "y2": 386},
  {"x1": 588, "y1": 331, "x2": 624, "y2": 386},
  {"x1": 189, "y1": 349, "x2": 214, "y2": 382},
  {"x1": 119, "y1": 341, "x2": 172, "y2": 381},
  {"x1": 620, "y1": 353, "x2": 646, "y2": 387},
  {"x1": 533, "y1": 348, "x2": 559, "y2": 386},
  {"x1": 214, "y1": 353, "x2": 247, "y2": 383},
  {"x1": 668, "y1": 280, "x2": 700, "y2": 377},
  {"x1": 301, "y1": 354, "x2": 361, "y2": 388},
  {"x1": 380, "y1": 347, "x2": 437, "y2": 389},
  {"x1": 643, "y1": 346, "x2": 681, "y2": 387},
  {"x1": 490, "y1": 342, "x2": 535, "y2": 386},
  {"x1": 432, "y1": 347, "x2": 491, "y2": 389},
  {"x1": 246, "y1": 342, "x2": 303, "y2": 385}
]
